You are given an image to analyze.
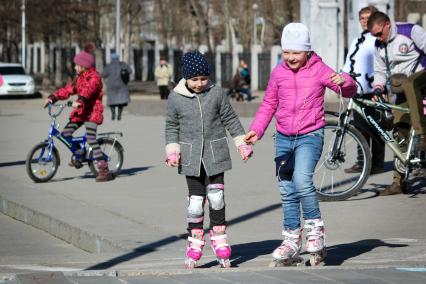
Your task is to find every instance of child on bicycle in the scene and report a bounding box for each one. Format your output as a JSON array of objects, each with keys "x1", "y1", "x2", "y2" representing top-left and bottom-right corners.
[
  {"x1": 165, "y1": 50, "x2": 253, "y2": 268},
  {"x1": 245, "y1": 23, "x2": 356, "y2": 266},
  {"x1": 44, "y1": 43, "x2": 114, "y2": 182}
]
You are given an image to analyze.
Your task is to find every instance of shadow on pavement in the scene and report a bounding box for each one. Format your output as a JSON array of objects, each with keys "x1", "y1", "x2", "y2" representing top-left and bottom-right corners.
[
  {"x1": 117, "y1": 166, "x2": 153, "y2": 177},
  {"x1": 324, "y1": 239, "x2": 408, "y2": 266},
  {"x1": 180, "y1": 238, "x2": 409, "y2": 268},
  {"x1": 84, "y1": 203, "x2": 282, "y2": 270},
  {"x1": 0, "y1": 160, "x2": 26, "y2": 168},
  {"x1": 198, "y1": 239, "x2": 281, "y2": 268},
  {"x1": 48, "y1": 166, "x2": 152, "y2": 182},
  {"x1": 0, "y1": 92, "x2": 42, "y2": 99}
]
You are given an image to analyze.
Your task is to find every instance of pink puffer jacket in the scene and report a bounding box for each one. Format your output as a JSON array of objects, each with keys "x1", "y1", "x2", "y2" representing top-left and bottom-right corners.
[{"x1": 250, "y1": 53, "x2": 356, "y2": 138}]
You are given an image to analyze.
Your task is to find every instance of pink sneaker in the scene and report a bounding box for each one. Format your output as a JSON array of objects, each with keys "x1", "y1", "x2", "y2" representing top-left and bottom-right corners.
[
  {"x1": 210, "y1": 225, "x2": 231, "y2": 268},
  {"x1": 185, "y1": 228, "x2": 205, "y2": 269}
]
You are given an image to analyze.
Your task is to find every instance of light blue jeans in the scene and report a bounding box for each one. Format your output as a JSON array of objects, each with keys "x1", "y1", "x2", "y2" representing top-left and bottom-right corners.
[{"x1": 274, "y1": 128, "x2": 324, "y2": 230}]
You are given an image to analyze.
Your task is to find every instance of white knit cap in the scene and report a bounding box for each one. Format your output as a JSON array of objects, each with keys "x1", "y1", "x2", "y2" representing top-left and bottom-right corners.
[{"x1": 281, "y1": 23, "x2": 311, "y2": 51}]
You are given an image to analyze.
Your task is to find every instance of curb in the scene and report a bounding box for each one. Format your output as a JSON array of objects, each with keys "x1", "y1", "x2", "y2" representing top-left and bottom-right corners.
[{"x1": 0, "y1": 195, "x2": 123, "y2": 254}]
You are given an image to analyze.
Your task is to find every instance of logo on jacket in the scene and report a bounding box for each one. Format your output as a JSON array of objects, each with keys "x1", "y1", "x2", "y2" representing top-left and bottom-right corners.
[{"x1": 399, "y1": 43, "x2": 409, "y2": 54}]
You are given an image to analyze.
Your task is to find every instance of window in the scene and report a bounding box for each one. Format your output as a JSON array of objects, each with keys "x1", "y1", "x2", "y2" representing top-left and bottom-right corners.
[{"x1": 0, "y1": 67, "x2": 26, "y2": 75}]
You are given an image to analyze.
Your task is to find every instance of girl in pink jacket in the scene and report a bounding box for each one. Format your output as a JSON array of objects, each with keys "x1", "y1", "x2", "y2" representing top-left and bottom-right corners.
[{"x1": 245, "y1": 23, "x2": 356, "y2": 266}]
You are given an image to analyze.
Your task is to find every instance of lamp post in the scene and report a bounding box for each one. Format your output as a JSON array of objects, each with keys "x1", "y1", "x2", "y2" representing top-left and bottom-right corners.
[
  {"x1": 252, "y1": 3, "x2": 258, "y2": 46},
  {"x1": 115, "y1": 0, "x2": 121, "y2": 59},
  {"x1": 21, "y1": 0, "x2": 26, "y2": 68}
]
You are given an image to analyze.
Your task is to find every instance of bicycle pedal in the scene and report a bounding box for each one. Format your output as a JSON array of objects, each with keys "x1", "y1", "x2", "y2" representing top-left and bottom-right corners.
[{"x1": 69, "y1": 158, "x2": 83, "y2": 169}]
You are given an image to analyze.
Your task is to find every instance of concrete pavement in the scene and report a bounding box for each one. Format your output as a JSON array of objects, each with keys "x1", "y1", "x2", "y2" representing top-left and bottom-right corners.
[{"x1": 0, "y1": 97, "x2": 425, "y2": 283}]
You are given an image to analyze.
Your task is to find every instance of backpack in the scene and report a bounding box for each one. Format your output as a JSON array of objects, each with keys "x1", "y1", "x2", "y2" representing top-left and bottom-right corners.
[{"x1": 120, "y1": 63, "x2": 130, "y2": 85}]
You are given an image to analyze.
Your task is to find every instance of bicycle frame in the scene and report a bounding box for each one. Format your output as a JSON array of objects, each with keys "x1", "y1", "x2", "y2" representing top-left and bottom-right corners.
[
  {"x1": 338, "y1": 98, "x2": 420, "y2": 165},
  {"x1": 42, "y1": 104, "x2": 123, "y2": 164},
  {"x1": 40, "y1": 104, "x2": 89, "y2": 163}
]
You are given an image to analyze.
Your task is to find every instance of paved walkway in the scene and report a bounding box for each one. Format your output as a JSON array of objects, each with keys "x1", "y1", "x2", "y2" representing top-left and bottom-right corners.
[{"x1": 0, "y1": 97, "x2": 425, "y2": 283}]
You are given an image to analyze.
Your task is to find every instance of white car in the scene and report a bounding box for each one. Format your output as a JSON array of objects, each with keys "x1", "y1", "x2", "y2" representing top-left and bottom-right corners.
[{"x1": 0, "y1": 62, "x2": 35, "y2": 96}]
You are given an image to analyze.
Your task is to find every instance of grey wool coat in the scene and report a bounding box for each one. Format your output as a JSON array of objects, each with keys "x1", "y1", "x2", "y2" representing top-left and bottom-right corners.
[
  {"x1": 102, "y1": 59, "x2": 132, "y2": 106},
  {"x1": 165, "y1": 79, "x2": 246, "y2": 177}
]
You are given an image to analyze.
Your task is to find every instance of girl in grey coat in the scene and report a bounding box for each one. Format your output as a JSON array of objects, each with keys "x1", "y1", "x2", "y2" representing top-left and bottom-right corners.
[{"x1": 165, "y1": 51, "x2": 253, "y2": 268}]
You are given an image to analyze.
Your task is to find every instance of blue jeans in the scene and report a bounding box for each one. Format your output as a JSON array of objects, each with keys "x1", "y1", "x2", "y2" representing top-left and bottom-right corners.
[{"x1": 274, "y1": 128, "x2": 324, "y2": 230}]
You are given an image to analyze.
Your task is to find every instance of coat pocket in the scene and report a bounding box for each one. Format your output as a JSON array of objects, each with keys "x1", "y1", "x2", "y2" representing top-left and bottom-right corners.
[
  {"x1": 210, "y1": 137, "x2": 230, "y2": 163},
  {"x1": 179, "y1": 142, "x2": 192, "y2": 166}
]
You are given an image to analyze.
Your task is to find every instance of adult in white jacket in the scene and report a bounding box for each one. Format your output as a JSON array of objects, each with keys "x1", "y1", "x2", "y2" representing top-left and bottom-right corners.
[{"x1": 342, "y1": 5, "x2": 385, "y2": 175}]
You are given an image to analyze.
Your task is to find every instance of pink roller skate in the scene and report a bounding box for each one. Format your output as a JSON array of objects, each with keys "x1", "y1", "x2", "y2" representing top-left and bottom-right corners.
[
  {"x1": 269, "y1": 228, "x2": 304, "y2": 267},
  {"x1": 185, "y1": 228, "x2": 205, "y2": 269},
  {"x1": 305, "y1": 219, "x2": 326, "y2": 266},
  {"x1": 210, "y1": 225, "x2": 231, "y2": 268}
]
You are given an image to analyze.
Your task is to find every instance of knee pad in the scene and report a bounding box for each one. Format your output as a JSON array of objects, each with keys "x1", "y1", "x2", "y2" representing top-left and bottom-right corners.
[
  {"x1": 207, "y1": 184, "x2": 225, "y2": 210},
  {"x1": 187, "y1": 195, "x2": 204, "y2": 223}
]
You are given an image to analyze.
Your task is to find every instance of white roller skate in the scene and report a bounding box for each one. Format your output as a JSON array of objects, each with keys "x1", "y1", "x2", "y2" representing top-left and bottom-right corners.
[
  {"x1": 210, "y1": 225, "x2": 231, "y2": 268},
  {"x1": 304, "y1": 219, "x2": 326, "y2": 266},
  {"x1": 185, "y1": 228, "x2": 205, "y2": 269},
  {"x1": 269, "y1": 228, "x2": 304, "y2": 267}
]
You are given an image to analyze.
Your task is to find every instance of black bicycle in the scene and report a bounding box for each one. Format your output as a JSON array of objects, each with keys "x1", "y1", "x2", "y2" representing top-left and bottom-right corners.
[{"x1": 314, "y1": 97, "x2": 424, "y2": 201}]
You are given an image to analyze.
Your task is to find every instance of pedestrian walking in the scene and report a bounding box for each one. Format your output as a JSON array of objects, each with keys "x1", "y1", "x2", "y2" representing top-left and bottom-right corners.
[
  {"x1": 164, "y1": 50, "x2": 253, "y2": 269},
  {"x1": 155, "y1": 57, "x2": 173, "y2": 100},
  {"x1": 245, "y1": 23, "x2": 356, "y2": 266},
  {"x1": 102, "y1": 53, "x2": 132, "y2": 120},
  {"x1": 44, "y1": 44, "x2": 114, "y2": 182}
]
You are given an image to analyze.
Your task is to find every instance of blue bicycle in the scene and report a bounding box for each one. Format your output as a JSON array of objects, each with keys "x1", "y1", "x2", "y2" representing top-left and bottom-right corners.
[{"x1": 26, "y1": 102, "x2": 124, "y2": 182}]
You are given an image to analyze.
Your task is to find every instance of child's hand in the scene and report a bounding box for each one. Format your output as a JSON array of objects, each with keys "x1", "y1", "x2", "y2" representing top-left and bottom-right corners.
[
  {"x1": 330, "y1": 72, "x2": 346, "y2": 86},
  {"x1": 238, "y1": 144, "x2": 253, "y2": 161},
  {"x1": 165, "y1": 152, "x2": 180, "y2": 167},
  {"x1": 43, "y1": 98, "x2": 52, "y2": 108},
  {"x1": 244, "y1": 130, "x2": 259, "y2": 145},
  {"x1": 72, "y1": 101, "x2": 81, "y2": 109}
]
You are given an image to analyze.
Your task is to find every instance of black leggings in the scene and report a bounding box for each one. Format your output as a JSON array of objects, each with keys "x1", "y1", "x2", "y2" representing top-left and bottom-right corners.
[
  {"x1": 185, "y1": 165, "x2": 225, "y2": 233},
  {"x1": 110, "y1": 105, "x2": 124, "y2": 120},
  {"x1": 159, "y1": 86, "x2": 170, "y2": 100}
]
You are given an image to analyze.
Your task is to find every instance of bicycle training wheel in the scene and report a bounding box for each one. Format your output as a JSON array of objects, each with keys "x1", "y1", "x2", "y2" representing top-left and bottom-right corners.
[
  {"x1": 88, "y1": 137, "x2": 124, "y2": 177},
  {"x1": 26, "y1": 142, "x2": 60, "y2": 183},
  {"x1": 314, "y1": 122, "x2": 371, "y2": 201}
]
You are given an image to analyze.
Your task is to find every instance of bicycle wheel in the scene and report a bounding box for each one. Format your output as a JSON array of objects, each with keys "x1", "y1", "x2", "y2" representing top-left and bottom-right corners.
[
  {"x1": 314, "y1": 122, "x2": 371, "y2": 201},
  {"x1": 88, "y1": 137, "x2": 124, "y2": 176},
  {"x1": 26, "y1": 142, "x2": 60, "y2": 183}
]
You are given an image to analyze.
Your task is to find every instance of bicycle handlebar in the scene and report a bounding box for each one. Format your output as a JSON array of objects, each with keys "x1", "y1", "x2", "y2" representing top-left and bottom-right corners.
[{"x1": 47, "y1": 101, "x2": 72, "y2": 118}]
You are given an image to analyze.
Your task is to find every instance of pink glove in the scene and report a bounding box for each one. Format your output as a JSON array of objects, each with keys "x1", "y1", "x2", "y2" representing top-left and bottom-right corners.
[
  {"x1": 238, "y1": 144, "x2": 253, "y2": 161},
  {"x1": 165, "y1": 152, "x2": 180, "y2": 167}
]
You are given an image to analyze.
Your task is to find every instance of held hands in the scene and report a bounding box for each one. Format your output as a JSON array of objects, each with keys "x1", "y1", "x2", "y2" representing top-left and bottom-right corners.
[
  {"x1": 238, "y1": 144, "x2": 253, "y2": 161},
  {"x1": 165, "y1": 152, "x2": 180, "y2": 167},
  {"x1": 244, "y1": 130, "x2": 259, "y2": 145},
  {"x1": 330, "y1": 72, "x2": 346, "y2": 86}
]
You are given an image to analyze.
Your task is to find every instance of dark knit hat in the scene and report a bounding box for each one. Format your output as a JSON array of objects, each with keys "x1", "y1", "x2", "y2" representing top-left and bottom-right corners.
[{"x1": 181, "y1": 51, "x2": 210, "y2": 79}]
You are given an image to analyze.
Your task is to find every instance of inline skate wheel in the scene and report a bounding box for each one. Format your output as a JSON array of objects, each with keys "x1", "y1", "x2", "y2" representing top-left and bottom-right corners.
[
  {"x1": 184, "y1": 258, "x2": 196, "y2": 269},
  {"x1": 309, "y1": 249, "x2": 326, "y2": 266},
  {"x1": 218, "y1": 258, "x2": 231, "y2": 268},
  {"x1": 269, "y1": 256, "x2": 304, "y2": 267}
]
